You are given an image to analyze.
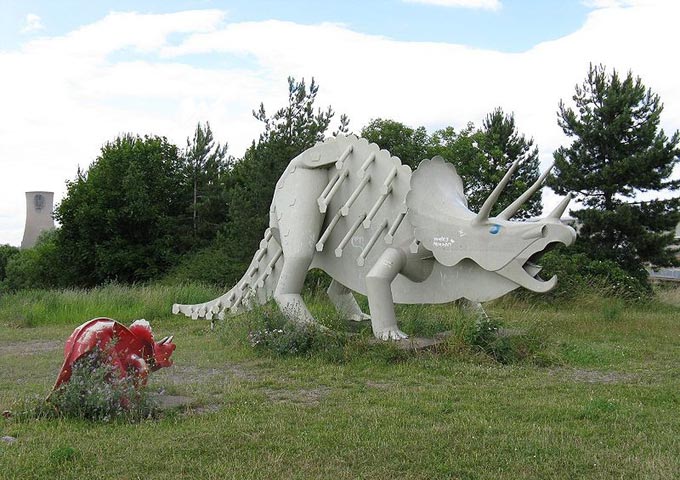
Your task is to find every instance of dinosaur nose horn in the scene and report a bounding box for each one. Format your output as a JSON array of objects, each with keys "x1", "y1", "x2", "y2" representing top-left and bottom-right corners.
[
  {"x1": 497, "y1": 163, "x2": 554, "y2": 221},
  {"x1": 547, "y1": 192, "x2": 573, "y2": 220},
  {"x1": 473, "y1": 158, "x2": 521, "y2": 225}
]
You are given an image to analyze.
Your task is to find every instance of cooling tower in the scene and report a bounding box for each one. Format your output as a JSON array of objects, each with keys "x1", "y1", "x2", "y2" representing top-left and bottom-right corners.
[{"x1": 21, "y1": 191, "x2": 55, "y2": 249}]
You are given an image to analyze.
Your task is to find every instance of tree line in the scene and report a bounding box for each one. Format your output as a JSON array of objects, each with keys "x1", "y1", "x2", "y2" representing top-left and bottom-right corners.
[{"x1": 1, "y1": 65, "x2": 678, "y2": 298}]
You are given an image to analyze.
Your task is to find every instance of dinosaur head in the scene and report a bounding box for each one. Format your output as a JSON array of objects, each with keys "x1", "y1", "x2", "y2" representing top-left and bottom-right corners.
[
  {"x1": 152, "y1": 335, "x2": 176, "y2": 370},
  {"x1": 407, "y1": 157, "x2": 576, "y2": 294},
  {"x1": 128, "y1": 319, "x2": 176, "y2": 370}
]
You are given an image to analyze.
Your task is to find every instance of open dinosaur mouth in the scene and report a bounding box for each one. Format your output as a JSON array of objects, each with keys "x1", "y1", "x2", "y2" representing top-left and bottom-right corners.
[
  {"x1": 495, "y1": 229, "x2": 574, "y2": 293},
  {"x1": 523, "y1": 241, "x2": 561, "y2": 281},
  {"x1": 525, "y1": 239, "x2": 563, "y2": 273}
]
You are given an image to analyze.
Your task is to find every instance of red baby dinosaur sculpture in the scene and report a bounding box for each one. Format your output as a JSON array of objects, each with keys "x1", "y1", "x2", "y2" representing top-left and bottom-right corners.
[{"x1": 51, "y1": 318, "x2": 176, "y2": 394}]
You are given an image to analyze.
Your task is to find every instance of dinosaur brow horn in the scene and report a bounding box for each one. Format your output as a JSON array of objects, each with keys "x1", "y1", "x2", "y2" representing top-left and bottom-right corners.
[
  {"x1": 497, "y1": 163, "x2": 554, "y2": 221},
  {"x1": 473, "y1": 158, "x2": 521, "y2": 225},
  {"x1": 547, "y1": 192, "x2": 573, "y2": 219}
]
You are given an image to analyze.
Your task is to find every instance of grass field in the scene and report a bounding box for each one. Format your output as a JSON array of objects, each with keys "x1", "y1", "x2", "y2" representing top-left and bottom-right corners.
[{"x1": 1, "y1": 284, "x2": 679, "y2": 479}]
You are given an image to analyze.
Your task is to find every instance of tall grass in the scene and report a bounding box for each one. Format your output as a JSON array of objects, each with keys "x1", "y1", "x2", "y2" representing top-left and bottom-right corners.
[{"x1": 0, "y1": 282, "x2": 222, "y2": 327}]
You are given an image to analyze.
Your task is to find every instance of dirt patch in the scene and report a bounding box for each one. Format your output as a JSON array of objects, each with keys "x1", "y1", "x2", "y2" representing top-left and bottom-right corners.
[
  {"x1": 261, "y1": 386, "x2": 331, "y2": 406},
  {"x1": 149, "y1": 394, "x2": 222, "y2": 416},
  {"x1": 152, "y1": 394, "x2": 195, "y2": 410},
  {"x1": 154, "y1": 362, "x2": 259, "y2": 386},
  {"x1": 0, "y1": 341, "x2": 61, "y2": 357},
  {"x1": 551, "y1": 368, "x2": 638, "y2": 384}
]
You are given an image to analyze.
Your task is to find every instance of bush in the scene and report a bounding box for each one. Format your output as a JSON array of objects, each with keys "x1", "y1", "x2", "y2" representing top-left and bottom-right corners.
[
  {"x1": 2, "y1": 230, "x2": 66, "y2": 292},
  {"x1": 234, "y1": 300, "x2": 547, "y2": 365},
  {"x1": 527, "y1": 249, "x2": 651, "y2": 302},
  {"x1": 162, "y1": 240, "x2": 243, "y2": 287},
  {"x1": 245, "y1": 307, "x2": 346, "y2": 358},
  {"x1": 450, "y1": 314, "x2": 549, "y2": 365},
  {"x1": 0, "y1": 244, "x2": 19, "y2": 282},
  {"x1": 46, "y1": 349, "x2": 158, "y2": 422}
]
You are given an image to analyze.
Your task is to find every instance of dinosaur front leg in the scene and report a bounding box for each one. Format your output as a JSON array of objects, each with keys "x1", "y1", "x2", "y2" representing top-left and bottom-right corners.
[
  {"x1": 127, "y1": 354, "x2": 150, "y2": 388},
  {"x1": 365, "y1": 247, "x2": 408, "y2": 340},
  {"x1": 327, "y1": 279, "x2": 370, "y2": 322}
]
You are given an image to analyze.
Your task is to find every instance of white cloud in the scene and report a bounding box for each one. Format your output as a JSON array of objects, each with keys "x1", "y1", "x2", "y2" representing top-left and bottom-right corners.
[
  {"x1": 582, "y1": 0, "x2": 671, "y2": 8},
  {"x1": 403, "y1": 0, "x2": 501, "y2": 10},
  {"x1": 1, "y1": 4, "x2": 679, "y2": 245},
  {"x1": 20, "y1": 13, "x2": 45, "y2": 34}
]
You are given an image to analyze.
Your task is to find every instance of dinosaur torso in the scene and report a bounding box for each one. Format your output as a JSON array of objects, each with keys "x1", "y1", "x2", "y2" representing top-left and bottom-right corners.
[{"x1": 278, "y1": 136, "x2": 520, "y2": 303}]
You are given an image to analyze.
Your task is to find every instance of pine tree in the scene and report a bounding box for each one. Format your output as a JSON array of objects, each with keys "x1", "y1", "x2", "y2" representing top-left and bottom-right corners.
[
  {"x1": 430, "y1": 108, "x2": 542, "y2": 219},
  {"x1": 550, "y1": 64, "x2": 680, "y2": 279},
  {"x1": 182, "y1": 122, "x2": 231, "y2": 246},
  {"x1": 218, "y1": 77, "x2": 341, "y2": 283}
]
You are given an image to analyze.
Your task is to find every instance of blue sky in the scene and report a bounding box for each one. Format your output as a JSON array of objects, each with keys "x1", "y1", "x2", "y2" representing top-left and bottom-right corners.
[
  {"x1": 1, "y1": 0, "x2": 591, "y2": 52},
  {"x1": 0, "y1": 1, "x2": 678, "y2": 245}
]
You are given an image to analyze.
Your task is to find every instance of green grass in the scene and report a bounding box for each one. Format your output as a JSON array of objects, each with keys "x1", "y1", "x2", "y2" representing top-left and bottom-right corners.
[
  {"x1": 1, "y1": 283, "x2": 680, "y2": 479},
  {"x1": 0, "y1": 282, "x2": 223, "y2": 327}
]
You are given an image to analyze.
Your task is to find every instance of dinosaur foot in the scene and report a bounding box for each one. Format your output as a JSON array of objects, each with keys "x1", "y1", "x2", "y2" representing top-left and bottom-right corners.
[
  {"x1": 374, "y1": 328, "x2": 409, "y2": 341},
  {"x1": 348, "y1": 312, "x2": 371, "y2": 322}
]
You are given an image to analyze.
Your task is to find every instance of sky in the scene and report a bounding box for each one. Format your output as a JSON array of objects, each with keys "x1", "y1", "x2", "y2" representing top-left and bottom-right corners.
[{"x1": 0, "y1": 0, "x2": 678, "y2": 246}]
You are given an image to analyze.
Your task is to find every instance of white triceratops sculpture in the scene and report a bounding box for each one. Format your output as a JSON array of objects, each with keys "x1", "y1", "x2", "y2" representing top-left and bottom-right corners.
[{"x1": 173, "y1": 135, "x2": 576, "y2": 340}]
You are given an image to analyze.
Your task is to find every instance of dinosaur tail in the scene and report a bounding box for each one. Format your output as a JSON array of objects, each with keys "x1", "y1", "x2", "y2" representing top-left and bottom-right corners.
[{"x1": 172, "y1": 228, "x2": 284, "y2": 320}]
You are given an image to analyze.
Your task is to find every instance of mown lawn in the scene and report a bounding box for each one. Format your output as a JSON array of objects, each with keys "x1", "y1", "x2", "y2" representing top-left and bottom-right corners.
[{"x1": 1, "y1": 284, "x2": 679, "y2": 479}]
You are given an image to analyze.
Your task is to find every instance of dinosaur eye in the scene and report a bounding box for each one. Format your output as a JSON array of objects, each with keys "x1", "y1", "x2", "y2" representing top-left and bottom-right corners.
[{"x1": 489, "y1": 224, "x2": 501, "y2": 235}]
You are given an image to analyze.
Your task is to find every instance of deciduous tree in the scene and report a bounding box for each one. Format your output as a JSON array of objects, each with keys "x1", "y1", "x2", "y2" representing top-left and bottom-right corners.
[
  {"x1": 55, "y1": 135, "x2": 188, "y2": 285},
  {"x1": 361, "y1": 110, "x2": 542, "y2": 219},
  {"x1": 361, "y1": 119, "x2": 430, "y2": 170}
]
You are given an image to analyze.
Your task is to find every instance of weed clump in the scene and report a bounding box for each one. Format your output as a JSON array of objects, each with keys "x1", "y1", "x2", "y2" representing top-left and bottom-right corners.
[
  {"x1": 471, "y1": 317, "x2": 534, "y2": 364},
  {"x1": 45, "y1": 350, "x2": 159, "y2": 422},
  {"x1": 246, "y1": 308, "x2": 347, "y2": 359}
]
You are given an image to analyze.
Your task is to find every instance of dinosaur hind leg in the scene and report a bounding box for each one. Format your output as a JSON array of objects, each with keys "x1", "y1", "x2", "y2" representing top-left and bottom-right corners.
[
  {"x1": 273, "y1": 166, "x2": 328, "y2": 326},
  {"x1": 327, "y1": 279, "x2": 370, "y2": 322}
]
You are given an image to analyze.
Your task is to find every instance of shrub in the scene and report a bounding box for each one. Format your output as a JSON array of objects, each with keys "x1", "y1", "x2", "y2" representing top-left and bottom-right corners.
[
  {"x1": 447, "y1": 312, "x2": 551, "y2": 365},
  {"x1": 526, "y1": 249, "x2": 651, "y2": 302},
  {"x1": 46, "y1": 349, "x2": 158, "y2": 422},
  {"x1": 245, "y1": 307, "x2": 345, "y2": 358},
  {"x1": 162, "y1": 241, "x2": 242, "y2": 287},
  {"x1": 0, "y1": 244, "x2": 19, "y2": 282},
  {"x1": 2, "y1": 230, "x2": 66, "y2": 292}
]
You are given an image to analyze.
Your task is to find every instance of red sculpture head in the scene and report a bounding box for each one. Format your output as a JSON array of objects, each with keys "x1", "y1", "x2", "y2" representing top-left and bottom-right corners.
[
  {"x1": 152, "y1": 335, "x2": 176, "y2": 370},
  {"x1": 127, "y1": 319, "x2": 177, "y2": 370}
]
